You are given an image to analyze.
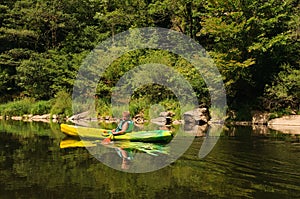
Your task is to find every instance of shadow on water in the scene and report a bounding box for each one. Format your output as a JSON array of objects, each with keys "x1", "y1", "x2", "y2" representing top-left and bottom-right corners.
[{"x1": 0, "y1": 120, "x2": 300, "y2": 198}]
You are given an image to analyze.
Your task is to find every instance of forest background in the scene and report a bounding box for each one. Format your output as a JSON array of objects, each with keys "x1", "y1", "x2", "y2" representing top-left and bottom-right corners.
[{"x1": 0, "y1": 0, "x2": 299, "y2": 121}]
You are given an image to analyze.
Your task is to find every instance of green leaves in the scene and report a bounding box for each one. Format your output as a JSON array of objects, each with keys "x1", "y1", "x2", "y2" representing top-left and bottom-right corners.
[
  {"x1": 264, "y1": 64, "x2": 300, "y2": 111},
  {"x1": 16, "y1": 50, "x2": 85, "y2": 100},
  {"x1": 0, "y1": 0, "x2": 298, "y2": 115},
  {"x1": 199, "y1": 0, "x2": 298, "y2": 109}
]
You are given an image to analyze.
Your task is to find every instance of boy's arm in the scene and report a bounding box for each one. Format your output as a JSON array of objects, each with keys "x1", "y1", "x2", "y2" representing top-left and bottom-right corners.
[{"x1": 112, "y1": 122, "x2": 128, "y2": 135}]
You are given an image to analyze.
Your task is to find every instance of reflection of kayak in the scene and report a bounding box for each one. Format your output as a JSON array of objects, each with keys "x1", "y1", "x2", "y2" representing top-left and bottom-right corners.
[
  {"x1": 60, "y1": 124, "x2": 173, "y2": 143},
  {"x1": 60, "y1": 138, "x2": 169, "y2": 156},
  {"x1": 59, "y1": 138, "x2": 96, "y2": 148}
]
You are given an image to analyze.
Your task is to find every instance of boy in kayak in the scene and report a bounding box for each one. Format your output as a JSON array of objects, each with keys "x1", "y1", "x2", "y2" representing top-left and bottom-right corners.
[
  {"x1": 102, "y1": 111, "x2": 134, "y2": 144},
  {"x1": 111, "y1": 111, "x2": 134, "y2": 135}
]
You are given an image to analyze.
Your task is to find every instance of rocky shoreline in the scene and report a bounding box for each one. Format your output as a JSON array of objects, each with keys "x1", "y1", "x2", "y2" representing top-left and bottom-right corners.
[{"x1": 1, "y1": 110, "x2": 300, "y2": 135}]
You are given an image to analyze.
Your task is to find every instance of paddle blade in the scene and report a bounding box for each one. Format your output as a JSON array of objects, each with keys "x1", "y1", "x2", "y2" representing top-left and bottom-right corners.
[
  {"x1": 102, "y1": 133, "x2": 114, "y2": 144},
  {"x1": 102, "y1": 137, "x2": 111, "y2": 144}
]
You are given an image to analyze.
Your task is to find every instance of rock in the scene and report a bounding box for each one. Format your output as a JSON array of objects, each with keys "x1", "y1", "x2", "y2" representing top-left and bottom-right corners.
[
  {"x1": 268, "y1": 115, "x2": 300, "y2": 134},
  {"x1": 159, "y1": 111, "x2": 174, "y2": 117},
  {"x1": 268, "y1": 125, "x2": 300, "y2": 134},
  {"x1": 104, "y1": 116, "x2": 111, "y2": 120},
  {"x1": 183, "y1": 108, "x2": 210, "y2": 125},
  {"x1": 133, "y1": 114, "x2": 144, "y2": 124},
  {"x1": 31, "y1": 114, "x2": 51, "y2": 120},
  {"x1": 150, "y1": 117, "x2": 166, "y2": 126},
  {"x1": 151, "y1": 111, "x2": 173, "y2": 125},
  {"x1": 68, "y1": 111, "x2": 90, "y2": 121},
  {"x1": 196, "y1": 124, "x2": 209, "y2": 136},
  {"x1": 233, "y1": 121, "x2": 252, "y2": 126},
  {"x1": 159, "y1": 111, "x2": 169, "y2": 117},
  {"x1": 32, "y1": 119, "x2": 50, "y2": 123},
  {"x1": 165, "y1": 116, "x2": 172, "y2": 125},
  {"x1": 31, "y1": 115, "x2": 40, "y2": 120},
  {"x1": 11, "y1": 116, "x2": 23, "y2": 120},
  {"x1": 268, "y1": 115, "x2": 300, "y2": 126},
  {"x1": 184, "y1": 121, "x2": 197, "y2": 131},
  {"x1": 183, "y1": 114, "x2": 196, "y2": 124},
  {"x1": 172, "y1": 120, "x2": 182, "y2": 125},
  {"x1": 183, "y1": 124, "x2": 208, "y2": 136},
  {"x1": 30, "y1": 114, "x2": 51, "y2": 122},
  {"x1": 150, "y1": 116, "x2": 172, "y2": 126},
  {"x1": 252, "y1": 111, "x2": 270, "y2": 124}
]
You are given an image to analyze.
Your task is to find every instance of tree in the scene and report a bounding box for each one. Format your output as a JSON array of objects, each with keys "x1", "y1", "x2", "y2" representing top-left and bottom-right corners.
[
  {"x1": 148, "y1": 0, "x2": 205, "y2": 39},
  {"x1": 0, "y1": 0, "x2": 103, "y2": 101},
  {"x1": 198, "y1": 0, "x2": 297, "y2": 109},
  {"x1": 263, "y1": 64, "x2": 300, "y2": 111}
]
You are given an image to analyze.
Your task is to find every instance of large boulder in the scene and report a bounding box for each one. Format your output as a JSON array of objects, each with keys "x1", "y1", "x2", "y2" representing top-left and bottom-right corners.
[
  {"x1": 68, "y1": 111, "x2": 90, "y2": 121},
  {"x1": 183, "y1": 123, "x2": 208, "y2": 136},
  {"x1": 150, "y1": 111, "x2": 173, "y2": 125},
  {"x1": 150, "y1": 117, "x2": 167, "y2": 126},
  {"x1": 183, "y1": 108, "x2": 210, "y2": 125},
  {"x1": 268, "y1": 115, "x2": 300, "y2": 134},
  {"x1": 268, "y1": 115, "x2": 300, "y2": 126}
]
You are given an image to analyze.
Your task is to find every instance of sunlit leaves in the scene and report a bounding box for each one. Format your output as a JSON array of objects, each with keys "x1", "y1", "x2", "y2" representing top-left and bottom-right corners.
[{"x1": 264, "y1": 64, "x2": 300, "y2": 110}]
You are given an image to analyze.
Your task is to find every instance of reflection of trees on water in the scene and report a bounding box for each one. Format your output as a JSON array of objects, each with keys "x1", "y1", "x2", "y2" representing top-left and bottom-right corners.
[{"x1": 1, "y1": 121, "x2": 300, "y2": 198}]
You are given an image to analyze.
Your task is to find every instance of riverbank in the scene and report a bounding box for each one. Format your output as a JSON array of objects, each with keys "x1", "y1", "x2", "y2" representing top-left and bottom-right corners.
[
  {"x1": 1, "y1": 111, "x2": 300, "y2": 130},
  {"x1": 0, "y1": 114, "x2": 60, "y2": 123}
]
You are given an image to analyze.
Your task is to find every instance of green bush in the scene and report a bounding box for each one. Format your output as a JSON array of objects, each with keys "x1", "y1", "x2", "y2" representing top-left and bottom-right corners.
[
  {"x1": 95, "y1": 99, "x2": 112, "y2": 117},
  {"x1": 129, "y1": 97, "x2": 151, "y2": 118},
  {"x1": 0, "y1": 104, "x2": 5, "y2": 116},
  {"x1": 30, "y1": 100, "x2": 53, "y2": 115},
  {"x1": 159, "y1": 99, "x2": 181, "y2": 119},
  {"x1": 50, "y1": 91, "x2": 72, "y2": 118},
  {"x1": 0, "y1": 98, "x2": 34, "y2": 117},
  {"x1": 94, "y1": 96, "x2": 192, "y2": 121},
  {"x1": 129, "y1": 98, "x2": 183, "y2": 120}
]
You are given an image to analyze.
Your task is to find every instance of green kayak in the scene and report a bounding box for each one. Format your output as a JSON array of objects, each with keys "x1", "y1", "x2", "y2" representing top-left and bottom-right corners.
[
  {"x1": 60, "y1": 124, "x2": 173, "y2": 143},
  {"x1": 59, "y1": 138, "x2": 170, "y2": 156}
]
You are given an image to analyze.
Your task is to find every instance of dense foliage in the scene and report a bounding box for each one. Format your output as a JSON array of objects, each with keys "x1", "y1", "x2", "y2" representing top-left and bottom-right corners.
[{"x1": 0, "y1": 0, "x2": 299, "y2": 118}]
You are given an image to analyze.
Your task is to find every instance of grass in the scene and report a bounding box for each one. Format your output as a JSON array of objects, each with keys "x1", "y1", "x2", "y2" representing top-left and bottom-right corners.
[
  {"x1": 30, "y1": 100, "x2": 54, "y2": 115},
  {"x1": 0, "y1": 98, "x2": 34, "y2": 117},
  {"x1": 0, "y1": 98, "x2": 54, "y2": 117},
  {"x1": 0, "y1": 91, "x2": 72, "y2": 119}
]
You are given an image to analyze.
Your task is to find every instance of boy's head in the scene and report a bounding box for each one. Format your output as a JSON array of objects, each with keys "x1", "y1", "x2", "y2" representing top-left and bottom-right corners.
[{"x1": 122, "y1": 111, "x2": 131, "y2": 120}]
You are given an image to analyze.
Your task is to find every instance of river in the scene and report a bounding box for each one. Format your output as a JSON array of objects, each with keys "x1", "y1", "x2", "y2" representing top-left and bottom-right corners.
[{"x1": 1, "y1": 120, "x2": 300, "y2": 198}]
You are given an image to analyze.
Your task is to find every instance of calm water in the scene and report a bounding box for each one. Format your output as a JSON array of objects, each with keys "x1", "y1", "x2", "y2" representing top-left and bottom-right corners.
[{"x1": 1, "y1": 120, "x2": 300, "y2": 198}]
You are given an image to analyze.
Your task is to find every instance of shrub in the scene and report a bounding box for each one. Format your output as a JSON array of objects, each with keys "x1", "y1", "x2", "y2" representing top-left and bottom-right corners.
[
  {"x1": 50, "y1": 91, "x2": 72, "y2": 118},
  {"x1": 95, "y1": 99, "x2": 112, "y2": 117},
  {"x1": 0, "y1": 98, "x2": 34, "y2": 116},
  {"x1": 30, "y1": 100, "x2": 53, "y2": 115}
]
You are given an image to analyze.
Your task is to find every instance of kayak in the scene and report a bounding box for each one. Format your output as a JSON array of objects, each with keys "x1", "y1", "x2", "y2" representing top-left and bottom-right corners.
[
  {"x1": 60, "y1": 124, "x2": 173, "y2": 143},
  {"x1": 59, "y1": 138, "x2": 170, "y2": 156}
]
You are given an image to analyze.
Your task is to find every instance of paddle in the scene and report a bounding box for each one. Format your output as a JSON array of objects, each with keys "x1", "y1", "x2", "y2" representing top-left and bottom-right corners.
[{"x1": 102, "y1": 131, "x2": 114, "y2": 144}]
